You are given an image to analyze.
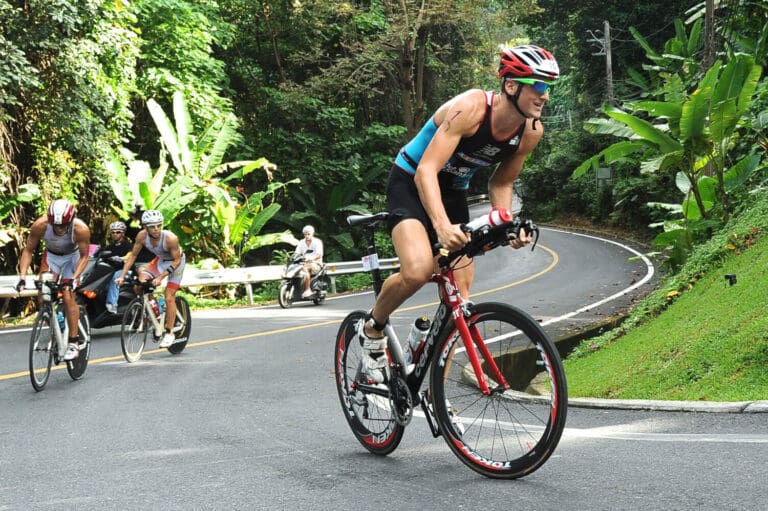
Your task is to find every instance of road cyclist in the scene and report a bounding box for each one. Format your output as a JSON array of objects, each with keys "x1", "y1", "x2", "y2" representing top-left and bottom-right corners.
[
  {"x1": 16, "y1": 198, "x2": 92, "y2": 363},
  {"x1": 335, "y1": 211, "x2": 567, "y2": 478},
  {"x1": 115, "y1": 209, "x2": 186, "y2": 349}
]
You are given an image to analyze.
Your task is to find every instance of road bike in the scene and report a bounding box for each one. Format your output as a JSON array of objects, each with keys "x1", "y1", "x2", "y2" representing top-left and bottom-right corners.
[
  {"x1": 334, "y1": 212, "x2": 568, "y2": 479},
  {"x1": 28, "y1": 276, "x2": 91, "y2": 391},
  {"x1": 120, "y1": 277, "x2": 191, "y2": 362}
]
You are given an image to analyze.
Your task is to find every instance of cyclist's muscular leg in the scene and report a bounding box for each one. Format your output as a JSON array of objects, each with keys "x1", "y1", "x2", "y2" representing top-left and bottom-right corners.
[
  {"x1": 368, "y1": 219, "x2": 434, "y2": 337},
  {"x1": 61, "y1": 285, "x2": 79, "y2": 338},
  {"x1": 164, "y1": 287, "x2": 177, "y2": 330}
]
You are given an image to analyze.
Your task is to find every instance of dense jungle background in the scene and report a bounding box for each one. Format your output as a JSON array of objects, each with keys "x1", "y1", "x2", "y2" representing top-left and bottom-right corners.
[{"x1": 1, "y1": 0, "x2": 766, "y2": 289}]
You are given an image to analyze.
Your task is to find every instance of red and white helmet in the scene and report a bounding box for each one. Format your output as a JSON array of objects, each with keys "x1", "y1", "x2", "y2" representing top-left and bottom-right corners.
[
  {"x1": 47, "y1": 199, "x2": 76, "y2": 225},
  {"x1": 498, "y1": 45, "x2": 559, "y2": 81}
]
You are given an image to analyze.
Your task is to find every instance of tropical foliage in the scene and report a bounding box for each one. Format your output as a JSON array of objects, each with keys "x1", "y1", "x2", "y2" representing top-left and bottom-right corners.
[{"x1": 1, "y1": 0, "x2": 767, "y2": 285}]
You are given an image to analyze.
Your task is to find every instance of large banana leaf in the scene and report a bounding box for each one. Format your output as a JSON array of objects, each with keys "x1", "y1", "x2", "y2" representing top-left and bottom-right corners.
[{"x1": 605, "y1": 107, "x2": 682, "y2": 154}]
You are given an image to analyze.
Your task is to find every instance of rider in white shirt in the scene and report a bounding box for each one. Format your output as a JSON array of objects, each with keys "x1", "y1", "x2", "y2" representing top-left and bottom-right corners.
[{"x1": 294, "y1": 225, "x2": 323, "y2": 298}]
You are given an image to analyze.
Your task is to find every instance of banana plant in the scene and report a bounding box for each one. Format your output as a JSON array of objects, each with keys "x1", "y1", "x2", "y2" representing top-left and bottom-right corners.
[
  {"x1": 573, "y1": 54, "x2": 762, "y2": 267},
  {"x1": 105, "y1": 91, "x2": 294, "y2": 265}
]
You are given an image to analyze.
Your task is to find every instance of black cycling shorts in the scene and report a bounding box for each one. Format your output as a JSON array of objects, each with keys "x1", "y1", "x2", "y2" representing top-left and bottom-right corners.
[{"x1": 386, "y1": 165, "x2": 469, "y2": 248}]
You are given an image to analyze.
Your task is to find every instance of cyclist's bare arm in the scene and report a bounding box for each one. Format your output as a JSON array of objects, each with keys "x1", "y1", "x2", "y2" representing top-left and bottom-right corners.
[
  {"x1": 416, "y1": 90, "x2": 486, "y2": 251},
  {"x1": 16, "y1": 218, "x2": 47, "y2": 290},
  {"x1": 116, "y1": 231, "x2": 146, "y2": 285},
  {"x1": 72, "y1": 219, "x2": 91, "y2": 283},
  {"x1": 488, "y1": 119, "x2": 543, "y2": 248}
]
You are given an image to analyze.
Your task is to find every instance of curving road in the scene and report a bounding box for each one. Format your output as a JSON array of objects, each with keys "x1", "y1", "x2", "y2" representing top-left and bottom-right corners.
[{"x1": 1, "y1": 224, "x2": 766, "y2": 510}]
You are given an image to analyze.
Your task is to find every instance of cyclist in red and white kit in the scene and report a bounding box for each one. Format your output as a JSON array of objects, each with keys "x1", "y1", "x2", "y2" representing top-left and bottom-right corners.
[
  {"x1": 115, "y1": 210, "x2": 186, "y2": 348},
  {"x1": 17, "y1": 199, "x2": 92, "y2": 361},
  {"x1": 356, "y1": 45, "x2": 560, "y2": 384}
]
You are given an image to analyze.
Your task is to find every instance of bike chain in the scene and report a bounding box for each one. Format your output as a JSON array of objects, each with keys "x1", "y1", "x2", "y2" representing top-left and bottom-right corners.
[{"x1": 388, "y1": 370, "x2": 413, "y2": 426}]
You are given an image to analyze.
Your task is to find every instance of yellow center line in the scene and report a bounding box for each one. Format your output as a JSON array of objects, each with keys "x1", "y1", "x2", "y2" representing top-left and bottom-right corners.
[{"x1": 1, "y1": 244, "x2": 558, "y2": 383}]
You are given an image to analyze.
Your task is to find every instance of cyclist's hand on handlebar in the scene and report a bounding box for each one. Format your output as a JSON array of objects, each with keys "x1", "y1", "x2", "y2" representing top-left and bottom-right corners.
[
  {"x1": 437, "y1": 223, "x2": 470, "y2": 252},
  {"x1": 15, "y1": 278, "x2": 25, "y2": 292},
  {"x1": 509, "y1": 226, "x2": 533, "y2": 249}
]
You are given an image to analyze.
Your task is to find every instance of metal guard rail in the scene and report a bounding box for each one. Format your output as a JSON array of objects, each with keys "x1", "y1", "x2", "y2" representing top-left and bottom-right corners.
[{"x1": 0, "y1": 257, "x2": 400, "y2": 303}]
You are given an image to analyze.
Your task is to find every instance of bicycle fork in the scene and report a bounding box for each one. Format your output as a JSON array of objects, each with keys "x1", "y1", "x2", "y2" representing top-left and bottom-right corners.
[{"x1": 455, "y1": 313, "x2": 511, "y2": 395}]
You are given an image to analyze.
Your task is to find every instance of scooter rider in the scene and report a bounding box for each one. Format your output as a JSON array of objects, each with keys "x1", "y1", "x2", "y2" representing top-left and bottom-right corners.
[
  {"x1": 115, "y1": 210, "x2": 185, "y2": 348},
  {"x1": 294, "y1": 225, "x2": 323, "y2": 298},
  {"x1": 104, "y1": 221, "x2": 132, "y2": 314},
  {"x1": 16, "y1": 199, "x2": 92, "y2": 360}
]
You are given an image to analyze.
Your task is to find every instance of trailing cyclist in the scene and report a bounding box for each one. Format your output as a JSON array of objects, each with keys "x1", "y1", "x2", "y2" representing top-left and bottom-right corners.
[
  {"x1": 356, "y1": 44, "x2": 560, "y2": 384},
  {"x1": 17, "y1": 198, "x2": 92, "y2": 361},
  {"x1": 115, "y1": 210, "x2": 186, "y2": 348}
]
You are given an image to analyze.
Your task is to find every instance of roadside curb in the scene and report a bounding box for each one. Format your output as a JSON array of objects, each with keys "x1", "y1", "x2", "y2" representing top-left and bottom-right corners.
[{"x1": 568, "y1": 397, "x2": 768, "y2": 413}]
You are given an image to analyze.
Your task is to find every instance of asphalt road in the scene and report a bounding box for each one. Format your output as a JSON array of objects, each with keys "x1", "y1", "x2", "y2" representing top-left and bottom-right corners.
[{"x1": 1, "y1": 224, "x2": 766, "y2": 510}]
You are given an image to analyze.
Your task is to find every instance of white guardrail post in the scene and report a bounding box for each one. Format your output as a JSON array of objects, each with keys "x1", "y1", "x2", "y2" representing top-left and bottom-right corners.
[{"x1": 0, "y1": 258, "x2": 401, "y2": 304}]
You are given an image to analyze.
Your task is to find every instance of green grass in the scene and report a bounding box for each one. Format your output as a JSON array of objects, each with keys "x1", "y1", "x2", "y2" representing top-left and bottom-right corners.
[{"x1": 565, "y1": 196, "x2": 768, "y2": 402}]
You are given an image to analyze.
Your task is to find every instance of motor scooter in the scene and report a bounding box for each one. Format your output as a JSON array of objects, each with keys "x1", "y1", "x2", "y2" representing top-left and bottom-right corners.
[
  {"x1": 277, "y1": 252, "x2": 328, "y2": 308},
  {"x1": 76, "y1": 248, "x2": 138, "y2": 329}
]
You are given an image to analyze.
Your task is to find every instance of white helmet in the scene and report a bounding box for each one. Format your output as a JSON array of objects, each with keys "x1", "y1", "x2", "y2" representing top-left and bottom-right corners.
[
  {"x1": 141, "y1": 209, "x2": 164, "y2": 225},
  {"x1": 109, "y1": 221, "x2": 127, "y2": 232},
  {"x1": 302, "y1": 225, "x2": 315, "y2": 236}
]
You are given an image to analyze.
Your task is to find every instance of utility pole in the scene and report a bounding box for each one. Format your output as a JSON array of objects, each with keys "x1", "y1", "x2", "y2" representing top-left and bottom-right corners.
[
  {"x1": 586, "y1": 21, "x2": 614, "y2": 105},
  {"x1": 604, "y1": 21, "x2": 614, "y2": 105}
]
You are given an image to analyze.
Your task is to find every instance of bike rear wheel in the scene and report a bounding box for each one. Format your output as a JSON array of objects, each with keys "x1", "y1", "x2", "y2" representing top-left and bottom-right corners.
[
  {"x1": 121, "y1": 299, "x2": 148, "y2": 363},
  {"x1": 334, "y1": 310, "x2": 404, "y2": 455},
  {"x1": 66, "y1": 306, "x2": 91, "y2": 380},
  {"x1": 167, "y1": 296, "x2": 191, "y2": 354},
  {"x1": 29, "y1": 310, "x2": 54, "y2": 391},
  {"x1": 430, "y1": 302, "x2": 567, "y2": 479}
]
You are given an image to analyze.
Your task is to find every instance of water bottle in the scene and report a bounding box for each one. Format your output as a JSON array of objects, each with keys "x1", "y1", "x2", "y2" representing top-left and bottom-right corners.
[
  {"x1": 157, "y1": 296, "x2": 166, "y2": 314},
  {"x1": 149, "y1": 297, "x2": 160, "y2": 317},
  {"x1": 57, "y1": 311, "x2": 66, "y2": 332},
  {"x1": 405, "y1": 316, "x2": 431, "y2": 364},
  {"x1": 465, "y1": 206, "x2": 512, "y2": 231}
]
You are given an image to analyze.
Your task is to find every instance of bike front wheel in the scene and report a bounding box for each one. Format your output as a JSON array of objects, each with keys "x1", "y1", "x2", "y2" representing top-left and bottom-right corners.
[
  {"x1": 121, "y1": 299, "x2": 148, "y2": 363},
  {"x1": 334, "y1": 310, "x2": 404, "y2": 455},
  {"x1": 278, "y1": 282, "x2": 292, "y2": 308},
  {"x1": 29, "y1": 310, "x2": 54, "y2": 391},
  {"x1": 429, "y1": 302, "x2": 568, "y2": 479},
  {"x1": 167, "y1": 296, "x2": 191, "y2": 354},
  {"x1": 66, "y1": 306, "x2": 91, "y2": 380}
]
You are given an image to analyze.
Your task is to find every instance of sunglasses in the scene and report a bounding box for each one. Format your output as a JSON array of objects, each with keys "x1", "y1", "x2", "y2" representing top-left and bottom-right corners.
[
  {"x1": 512, "y1": 78, "x2": 554, "y2": 95},
  {"x1": 111, "y1": 231, "x2": 124, "y2": 234}
]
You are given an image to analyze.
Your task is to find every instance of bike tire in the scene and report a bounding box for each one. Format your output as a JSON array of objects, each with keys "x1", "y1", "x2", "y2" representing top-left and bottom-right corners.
[
  {"x1": 121, "y1": 299, "x2": 148, "y2": 363},
  {"x1": 66, "y1": 307, "x2": 91, "y2": 380},
  {"x1": 429, "y1": 302, "x2": 568, "y2": 479},
  {"x1": 278, "y1": 283, "x2": 292, "y2": 308},
  {"x1": 334, "y1": 310, "x2": 404, "y2": 455},
  {"x1": 29, "y1": 310, "x2": 54, "y2": 392},
  {"x1": 167, "y1": 296, "x2": 191, "y2": 354}
]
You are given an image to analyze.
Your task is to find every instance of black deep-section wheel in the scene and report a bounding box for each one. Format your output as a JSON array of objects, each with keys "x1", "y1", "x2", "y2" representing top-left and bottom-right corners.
[
  {"x1": 430, "y1": 302, "x2": 568, "y2": 479},
  {"x1": 66, "y1": 307, "x2": 91, "y2": 380},
  {"x1": 334, "y1": 310, "x2": 404, "y2": 455},
  {"x1": 167, "y1": 296, "x2": 191, "y2": 354}
]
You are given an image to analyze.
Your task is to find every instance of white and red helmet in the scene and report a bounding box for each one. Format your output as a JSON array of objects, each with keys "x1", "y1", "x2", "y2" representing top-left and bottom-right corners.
[
  {"x1": 47, "y1": 199, "x2": 76, "y2": 225},
  {"x1": 498, "y1": 45, "x2": 559, "y2": 81}
]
